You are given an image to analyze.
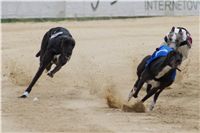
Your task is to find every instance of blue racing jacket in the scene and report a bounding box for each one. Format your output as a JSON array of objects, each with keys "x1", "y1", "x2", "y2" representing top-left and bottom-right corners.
[{"x1": 146, "y1": 44, "x2": 176, "y2": 80}]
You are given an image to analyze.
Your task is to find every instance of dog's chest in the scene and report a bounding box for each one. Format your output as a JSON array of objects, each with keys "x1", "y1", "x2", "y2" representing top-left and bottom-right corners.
[
  {"x1": 146, "y1": 80, "x2": 160, "y2": 88},
  {"x1": 146, "y1": 66, "x2": 171, "y2": 88},
  {"x1": 155, "y1": 65, "x2": 171, "y2": 79},
  {"x1": 52, "y1": 54, "x2": 61, "y2": 64}
]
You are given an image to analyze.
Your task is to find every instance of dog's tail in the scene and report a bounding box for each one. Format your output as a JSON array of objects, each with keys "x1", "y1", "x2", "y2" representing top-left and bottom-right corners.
[{"x1": 35, "y1": 51, "x2": 40, "y2": 57}]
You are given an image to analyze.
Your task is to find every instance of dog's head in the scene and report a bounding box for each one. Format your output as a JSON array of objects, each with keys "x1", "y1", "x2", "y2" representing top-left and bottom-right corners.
[
  {"x1": 56, "y1": 36, "x2": 75, "y2": 66},
  {"x1": 164, "y1": 27, "x2": 192, "y2": 50},
  {"x1": 61, "y1": 36, "x2": 75, "y2": 57},
  {"x1": 164, "y1": 27, "x2": 182, "y2": 49}
]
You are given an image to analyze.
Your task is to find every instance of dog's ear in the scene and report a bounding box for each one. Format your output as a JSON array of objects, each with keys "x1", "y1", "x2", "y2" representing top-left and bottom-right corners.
[
  {"x1": 171, "y1": 26, "x2": 175, "y2": 33},
  {"x1": 179, "y1": 28, "x2": 183, "y2": 36},
  {"x1": 179, "y1": 28, "x2": 182, "y2": 33},
  {"x1": 164, "y1": 36, "x2": 168, "y2": 42}
]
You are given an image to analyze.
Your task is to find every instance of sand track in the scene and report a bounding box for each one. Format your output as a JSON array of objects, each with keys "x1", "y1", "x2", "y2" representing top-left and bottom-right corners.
[{"x1": 2, "y1": 16, "x2": 199, "y2": 133}]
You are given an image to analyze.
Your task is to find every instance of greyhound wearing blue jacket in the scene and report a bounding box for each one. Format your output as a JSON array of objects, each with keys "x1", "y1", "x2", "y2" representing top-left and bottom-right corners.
[{"x1": 128, "y1": 27, "x2": 190, "y2": 110}]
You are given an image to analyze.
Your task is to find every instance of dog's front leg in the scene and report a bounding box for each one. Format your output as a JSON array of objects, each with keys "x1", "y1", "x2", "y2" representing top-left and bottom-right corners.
[
  {"x1": 128, "y1": 78, "x2": 140, "y2": 101},
  {"x1": 45, "y1": 62, "x2": 53, "y2": 72},
  {"x1": 47, "y1": 55, "x2": 69, "y2": 78},
  {"x1": 132, "y1": 70, "x2": 151, "y2": 98},
  {"x1": 132, "y1": 79, "x2": 145, "y2": 98},
  {"x1": 20, "y1": 65, "x2": 46, "y2": 98},
  {"x1": 47, "y1": 64, "x2": 62, "y2": 78}
]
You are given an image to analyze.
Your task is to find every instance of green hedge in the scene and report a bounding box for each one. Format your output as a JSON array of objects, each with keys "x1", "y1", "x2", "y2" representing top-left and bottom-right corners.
[{"x1": 1, "y1": 16, "x2": 154, "y2": 23}]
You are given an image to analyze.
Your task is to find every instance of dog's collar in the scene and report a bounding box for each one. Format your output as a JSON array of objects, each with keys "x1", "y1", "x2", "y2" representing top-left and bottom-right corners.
[{"x1": 179, "y1": 41, "x2": 191, "y2": 48}]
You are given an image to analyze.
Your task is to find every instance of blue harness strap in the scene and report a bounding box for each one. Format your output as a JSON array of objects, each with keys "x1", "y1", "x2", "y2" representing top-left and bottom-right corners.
[
  {"x1": 146, "y1": 45, "x2": 174, "y2": 66},
  {"x1": 146, "y1": 45, "x2": 176, "y2": 80}
]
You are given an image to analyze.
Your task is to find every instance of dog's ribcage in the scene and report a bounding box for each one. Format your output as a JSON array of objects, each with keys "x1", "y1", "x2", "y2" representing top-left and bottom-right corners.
[
  {"x1": 146, "y1": 65, "x2": 171, "y2": 88},
  {"x1": 52, "y1": 54, "x2": 61, "y2": 64}
]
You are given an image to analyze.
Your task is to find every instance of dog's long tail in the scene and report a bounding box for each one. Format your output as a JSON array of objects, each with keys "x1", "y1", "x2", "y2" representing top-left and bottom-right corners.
[{"x1": 36, "y1": 51, "x2": 40, "y2": 57}]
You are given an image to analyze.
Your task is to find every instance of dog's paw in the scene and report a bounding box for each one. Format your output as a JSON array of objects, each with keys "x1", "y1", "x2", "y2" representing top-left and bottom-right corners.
[
  {"x1": 19, "y1": 95, "x2": 27, "y2": 98},
  {"x1": 19, "y1": 91, "x2": 29, "y2": 98},
  {"x1": 128, "y1": 89, "x2": 134, "y2": 102},
  {"x1": 149, "y1": 105, "x2": 154, "y2": 111},
  {"x1": 47, "y1": 72, "x2": 54, "y2": 78},
  {"x1": 149, "y1": 101, "x2": 155, "y2": 111},
  {"x1": 132, "y1": 93, "x2": 138, "y2": 98}
]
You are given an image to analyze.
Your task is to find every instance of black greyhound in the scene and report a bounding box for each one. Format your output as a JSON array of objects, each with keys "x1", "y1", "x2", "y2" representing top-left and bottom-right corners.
[
  {"x1": 128, "y1": 50, "x2": 182, "y2": 110},
  {"x1": 20, "y1": 27, "x2": 75, "y2": 98}
]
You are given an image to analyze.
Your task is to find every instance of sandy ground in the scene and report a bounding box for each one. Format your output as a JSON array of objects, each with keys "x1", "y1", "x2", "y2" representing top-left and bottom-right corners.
[{"x1": 1, "y1": 16, "x2": 200, "y2": 133}]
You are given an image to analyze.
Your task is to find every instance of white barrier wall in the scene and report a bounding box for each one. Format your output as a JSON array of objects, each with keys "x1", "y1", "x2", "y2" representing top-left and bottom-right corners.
[{"x1": 2, "y1": 0, "x2": 200, "y2": 19}]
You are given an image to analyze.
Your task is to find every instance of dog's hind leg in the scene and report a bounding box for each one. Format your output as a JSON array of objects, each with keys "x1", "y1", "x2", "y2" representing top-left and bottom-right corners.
[
  {"x1": 36, "y1": 31, "x2": 51, "y2": 58},
  {"x1": 137, "y1": 55, "x2": 151, "y2": 76},
  {"x1": 149, "y1": 88, "x2": 164, "y2": 111},
  {"x1": 149, "y1": 80, "x2": 173, "y2": 110},
  {"x1": 141, "y1": 87, "x2": 160, "y2": 103},
  {"x1": 128, "y1": 55, "x2": 151, "y2": 101},
  {"x1": 146, "y1": 84, "x2": 152, "y2": 94}
]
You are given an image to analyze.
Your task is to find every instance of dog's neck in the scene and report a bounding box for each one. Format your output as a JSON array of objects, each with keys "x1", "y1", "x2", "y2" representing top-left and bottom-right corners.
[{"x1": 168, "y1": 43, "x2": 177, "y2": 50}]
